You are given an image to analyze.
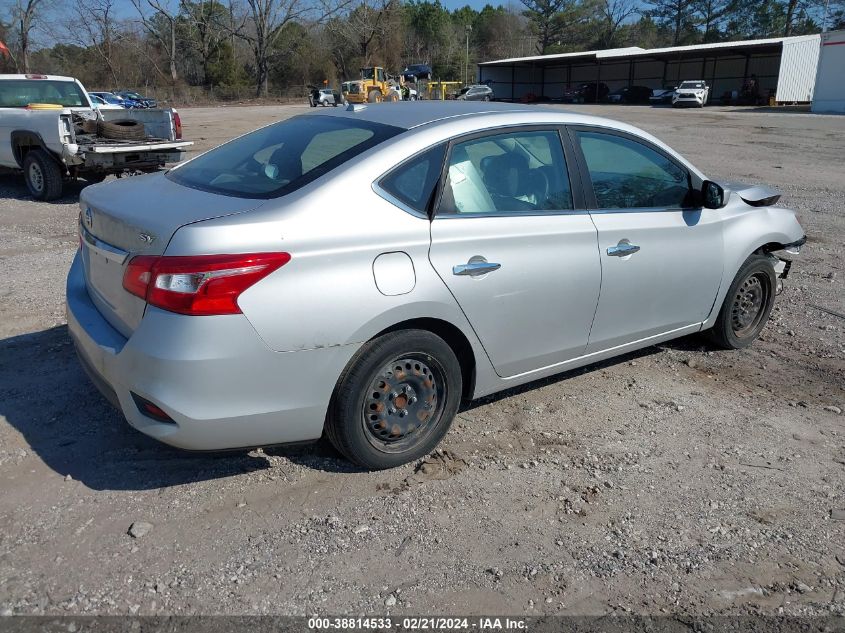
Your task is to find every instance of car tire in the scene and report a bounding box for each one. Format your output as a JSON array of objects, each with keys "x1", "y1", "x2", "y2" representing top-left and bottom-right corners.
[
  {"x1": 706, "y1": 254, "x2": 777, "y2": 350},
  {"x1": 367, "y1": 90, "x2": 381, "y2": 103},
  {"x1": 23, "y1": 149, "x2": 64, "y2": 201},
  {"x1": 98, "y1": 119, "x2": 146, "y2": 141},
  {"x1": 325, "y1": 330, "x2": 462, "y2": 470}
]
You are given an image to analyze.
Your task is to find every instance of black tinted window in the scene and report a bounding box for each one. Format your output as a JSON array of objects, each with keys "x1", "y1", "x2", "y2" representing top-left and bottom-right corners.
[
  {"x1": 576, "y1": 132, "x2": 692, "y2": 209},
  {"x1": 168, "y1": 115, "x2": 402, "y2": 199},
  {"x1": 380, "y1": 145, "x2": 446, "y2": 213}
]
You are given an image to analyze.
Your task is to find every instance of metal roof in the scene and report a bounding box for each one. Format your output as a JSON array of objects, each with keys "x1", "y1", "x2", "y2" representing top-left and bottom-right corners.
[{"x1": 480, "y1": 34, "x2": 821, "y2": 66}]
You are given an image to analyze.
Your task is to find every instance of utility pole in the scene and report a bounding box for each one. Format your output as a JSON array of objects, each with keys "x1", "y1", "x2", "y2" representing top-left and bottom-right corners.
[{"x1": 465, "y1": 24, "x2": 472, "y2": 85}]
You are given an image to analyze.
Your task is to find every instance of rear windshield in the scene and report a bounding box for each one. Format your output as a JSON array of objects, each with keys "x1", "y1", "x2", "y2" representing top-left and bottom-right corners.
[
  {"x1": 167, "y1": 115, "x2": 403, "y2": 198},
  {"x1": 0, "y1": 79, "x2": 89, "y2": 108}
]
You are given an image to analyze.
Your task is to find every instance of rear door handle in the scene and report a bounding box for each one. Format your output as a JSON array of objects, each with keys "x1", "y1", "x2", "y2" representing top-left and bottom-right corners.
[
  {"x1": 453, "y1": 261, "x2": 501, "y2": 276},
  {"x1": 607, "y1": 243, "x2": 640, "y2": 257}
]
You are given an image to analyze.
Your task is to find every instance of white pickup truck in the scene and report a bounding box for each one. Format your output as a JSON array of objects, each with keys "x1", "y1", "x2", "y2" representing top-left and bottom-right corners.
[{"x1": 0, "y1": 74, "x2": 193, "y2": 200}]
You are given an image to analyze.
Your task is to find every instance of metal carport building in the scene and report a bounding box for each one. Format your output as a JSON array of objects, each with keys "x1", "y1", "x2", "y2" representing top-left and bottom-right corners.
[{"x1": 478, "y1": 34, "x2": 821, "y2": 104}]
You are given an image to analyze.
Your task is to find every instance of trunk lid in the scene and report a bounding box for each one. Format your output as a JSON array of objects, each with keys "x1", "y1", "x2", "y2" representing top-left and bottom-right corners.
[{"x1": 79, "y1": 173, "x2": 265, "y2": 337}]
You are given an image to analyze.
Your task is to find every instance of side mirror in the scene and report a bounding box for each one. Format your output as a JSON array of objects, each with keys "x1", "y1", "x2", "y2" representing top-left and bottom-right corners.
[{"x1": 702, "y1": 180, "x2": 726, "y2": 209}]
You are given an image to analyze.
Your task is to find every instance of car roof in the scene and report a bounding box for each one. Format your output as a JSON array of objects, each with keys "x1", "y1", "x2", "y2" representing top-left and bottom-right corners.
[
  {"x1": 311, "y1": 101, "x2": 547, "y2": 130},
  {"x1": 300, "y1": 101, "x2": 679, "y2": 146}
]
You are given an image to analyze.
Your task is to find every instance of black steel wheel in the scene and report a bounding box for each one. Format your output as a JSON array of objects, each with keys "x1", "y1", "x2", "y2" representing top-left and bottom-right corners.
[
  {"x1": 707, "y1": 254, "x2": 776, "y2": 349},
  {"x1": 362, "y1": 354, "x2": 446, "y2": 453},
  {"x1": 326, "y1": 330, "x2": 462, "y2": 469}
]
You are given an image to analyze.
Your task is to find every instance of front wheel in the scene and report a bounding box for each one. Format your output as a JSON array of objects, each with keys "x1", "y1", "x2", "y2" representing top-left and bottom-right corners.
[
  {"x1": 325, "y1": 330, "x2": 462, "y2": 469},
  {"x1": 706, "y1": 254, "x2": 776, "y2": 349}
]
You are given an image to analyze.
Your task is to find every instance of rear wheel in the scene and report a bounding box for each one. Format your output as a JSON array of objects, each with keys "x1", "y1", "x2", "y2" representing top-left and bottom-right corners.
[
  {"x1": 325, "y1": 330, "x2": 462, "y2": 469},
  {"x1": 706, "y1": 254, "x2": 776, "y2": 349},
  {"x1": 23, "y1": 149, "x2": 64, "y2": 201}
]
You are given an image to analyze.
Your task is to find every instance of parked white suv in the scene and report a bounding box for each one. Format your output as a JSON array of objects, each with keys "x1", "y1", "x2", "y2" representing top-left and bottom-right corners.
[{"x1": 673, "y1": 80, "x2": 709, "y2": 107}]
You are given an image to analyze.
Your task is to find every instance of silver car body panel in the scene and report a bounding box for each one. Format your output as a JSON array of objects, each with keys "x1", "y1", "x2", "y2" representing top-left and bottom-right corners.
[{"x1": 66, "y1": 102, "x2": 805, "y2": 450}]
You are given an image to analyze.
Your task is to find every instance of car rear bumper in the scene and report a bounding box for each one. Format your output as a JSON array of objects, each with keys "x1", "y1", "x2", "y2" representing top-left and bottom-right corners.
[{"x1": 66, "y1": 251, "x2": 356, "y2": 451}]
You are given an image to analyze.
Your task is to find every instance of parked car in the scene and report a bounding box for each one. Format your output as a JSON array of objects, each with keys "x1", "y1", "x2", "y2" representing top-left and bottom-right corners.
[
  {"x1": 607, "y1": 85, "x2": 652, "y2": 104},
  {"x1": 402, "y1": 64, "x2": 433, "y2": 81},
  {"x1": 67, "y1": 102, "x2": 805, "y2": 469},
  {"x1": 576, "y1": 82, "x2": 610, "y2": 103},
  {"x1": 673, "y1": 80, "x2": 710, "y2": 107},
  {"x1": 90, "y1": 91, "x2": 141, "y2": 109},
  {"x1": 649, "y1": 85, "x2": 676, "y2": 105},
  {"x1": 0, "y1": 74, "x2": 191, "y2": 200},
  {"x1": 115, "y1": 90, "x2": 157, "y2": 108},
  {"x1": 88, "y1": 93, "x2": 123, "y2": 111},
  {"x1": 308, "y1": 87, "x2": 342, "y2": 107},
  {"x1": 456, "y1": 85, "x2": 493, "y2": 101}
]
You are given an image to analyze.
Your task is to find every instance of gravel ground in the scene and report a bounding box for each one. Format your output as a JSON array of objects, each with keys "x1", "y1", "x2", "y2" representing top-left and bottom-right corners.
[{"x1": 0, "y1": 104, "x2": 843, "y2": 617}]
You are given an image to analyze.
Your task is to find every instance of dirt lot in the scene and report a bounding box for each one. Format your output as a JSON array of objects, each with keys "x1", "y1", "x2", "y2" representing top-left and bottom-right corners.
[{"x1": 0, "y1": 104, "x2": 843, "y2": 617}]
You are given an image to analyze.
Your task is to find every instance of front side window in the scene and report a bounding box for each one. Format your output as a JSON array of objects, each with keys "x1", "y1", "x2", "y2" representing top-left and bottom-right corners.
[
  {"x1": 576, "y1": 131, "x2": 693, "y2": 209},
  {"x1": 380, "y1": 145, "x2": 446, "y2": 214},
  {"x1": 168, "y1": 115, "x2": 403, "y2": 198},
  {"x1": 438, "y1": 130, "x2": 573, "y2": 215}
]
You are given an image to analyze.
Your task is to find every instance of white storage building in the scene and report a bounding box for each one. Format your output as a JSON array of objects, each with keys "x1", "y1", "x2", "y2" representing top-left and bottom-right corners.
[
  {"x1": 811, "y1": 30, "x2": 845, "y2": 113},
  {"x1": 478, "y1": 34, "x2": 821, "y2": 104}
]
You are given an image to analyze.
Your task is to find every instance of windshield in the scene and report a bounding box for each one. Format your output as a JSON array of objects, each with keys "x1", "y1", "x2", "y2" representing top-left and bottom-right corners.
[
  {"x1": 167, "y1": 115, "x2": 403, "y2": 199},
  {"x1": 679, "y1": 81, "x2": 705, "y2": 89},
  {"x1": 361, "y1": 68, "x2": 374, "y2": 80},
  {"x1": 0, "y1": 79, "x2": 89, "y2": 108}
]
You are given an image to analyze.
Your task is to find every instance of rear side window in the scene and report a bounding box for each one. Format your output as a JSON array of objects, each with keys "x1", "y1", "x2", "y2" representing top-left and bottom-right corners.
[
  {"x1": 438, "y1": 130, "x2": 573, "y2": 215},
  {"x1": 168, "y1": 115, "x2": 403, "y2": 198},
  {"x1": 379, "y1": 145, "x2": 446, "y2": 214}
]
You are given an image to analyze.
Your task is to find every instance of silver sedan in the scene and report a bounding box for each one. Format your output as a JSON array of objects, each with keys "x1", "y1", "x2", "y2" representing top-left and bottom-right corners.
[{"x1": 67, "y1": 102, "x2": 805, "y2": 469}]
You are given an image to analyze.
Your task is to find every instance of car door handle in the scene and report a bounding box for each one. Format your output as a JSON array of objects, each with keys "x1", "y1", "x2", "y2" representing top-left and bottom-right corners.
[
  {"x1": 453, "y1": 261, "x2": 501, "y2": 276},
  {"x1": 607, "y1": 243, "x2": 641, "y2": 257}
]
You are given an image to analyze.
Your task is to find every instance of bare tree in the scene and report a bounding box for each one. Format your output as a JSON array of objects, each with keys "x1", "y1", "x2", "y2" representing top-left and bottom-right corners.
[
  {"x1": 130, "y1": 0, "x2": 180, "y2": 82},
  {"x1": 9, "y1": 0, "x2": 42, "y2": 72},
  {"x1": 598, "y1": 0, "x2": 637, "y2": 46},
  {"x1": 235, "y1": 0, "x2": 353, "y2": 97},
  {"x1": 67, "y1": 0, "x2": 122, "y2": 87},
  {"x1": 181, "y1": 0, "x2": 231, "y2": 86}
]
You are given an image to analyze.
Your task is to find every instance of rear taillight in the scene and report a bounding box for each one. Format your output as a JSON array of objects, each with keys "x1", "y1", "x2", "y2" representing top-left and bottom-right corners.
[
  {"x1": 172, "y1": 110, "x2": 182, "y2": 140},
  {"x1": 122, "y1": 253, "x2": 290, "y2": 316}
]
